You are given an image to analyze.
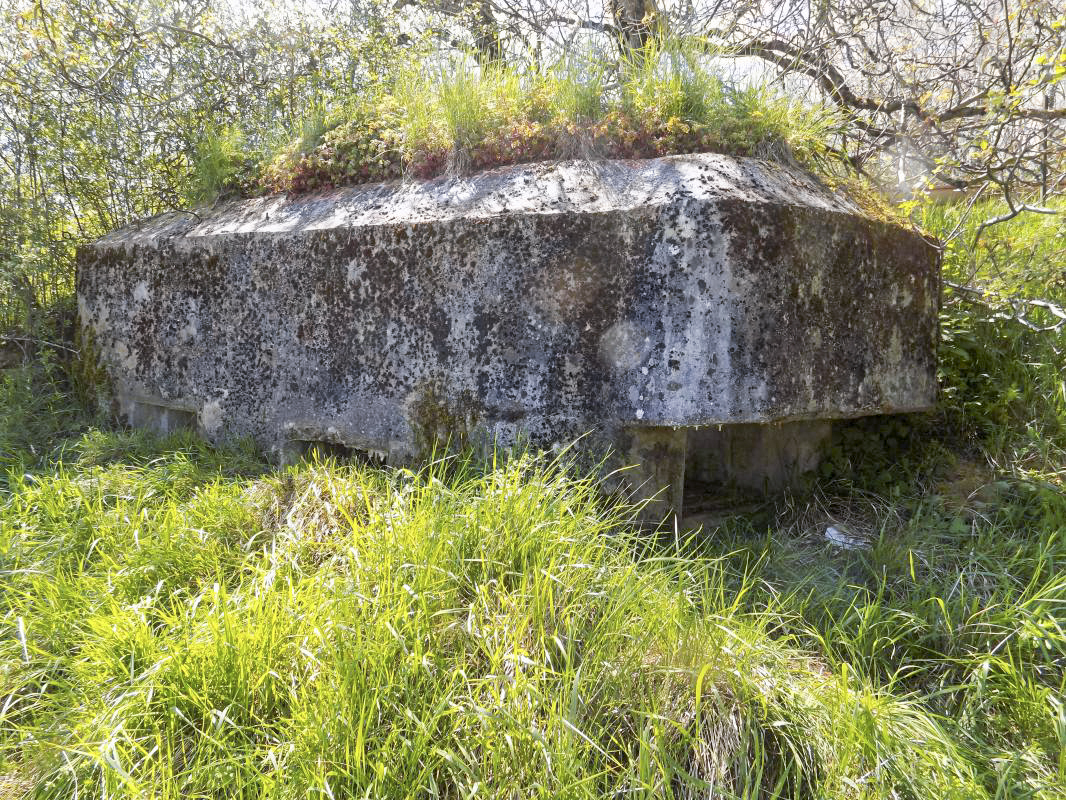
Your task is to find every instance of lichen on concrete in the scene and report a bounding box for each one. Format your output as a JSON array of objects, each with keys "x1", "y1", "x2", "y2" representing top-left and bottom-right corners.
[{"x1": 77, "y1": 153, "x2": 940, "y2": 522}]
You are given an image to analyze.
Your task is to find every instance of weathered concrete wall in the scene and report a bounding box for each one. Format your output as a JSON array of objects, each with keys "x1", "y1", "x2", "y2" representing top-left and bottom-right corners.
[{"x1": 77, "y1": 153, "x2": 939, "y2": 520}]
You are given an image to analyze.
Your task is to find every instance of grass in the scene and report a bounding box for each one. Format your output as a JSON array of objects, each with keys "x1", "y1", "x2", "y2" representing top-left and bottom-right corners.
[
  {"x1": 197, "y1": 39, "x2": 841, "y2": 200},
  {"x1": 920, "y1": 197, "x2": 1066, "y2": 303}
]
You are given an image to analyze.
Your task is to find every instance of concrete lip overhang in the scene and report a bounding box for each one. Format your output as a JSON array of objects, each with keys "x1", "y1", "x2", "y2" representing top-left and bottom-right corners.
[{"x1": 78, "y1": 153, "x2": 940, "y2": 521}]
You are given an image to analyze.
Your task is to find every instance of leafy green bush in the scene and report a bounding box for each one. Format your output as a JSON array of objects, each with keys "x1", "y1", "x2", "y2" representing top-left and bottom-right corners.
[{"x1": 921, "y1": 199, "x2": 1066, "y2": 464}]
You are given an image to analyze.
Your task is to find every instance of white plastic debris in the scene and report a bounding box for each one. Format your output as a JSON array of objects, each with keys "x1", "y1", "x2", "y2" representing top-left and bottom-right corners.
[{"x1": 825, "y1": 525, "x2": 867, "y2": 550}]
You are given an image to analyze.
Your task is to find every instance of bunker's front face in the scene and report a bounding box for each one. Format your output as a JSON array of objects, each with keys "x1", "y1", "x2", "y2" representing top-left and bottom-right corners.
[{"x1": 77, "y1": 154, "x2": 939, "y2": 519}]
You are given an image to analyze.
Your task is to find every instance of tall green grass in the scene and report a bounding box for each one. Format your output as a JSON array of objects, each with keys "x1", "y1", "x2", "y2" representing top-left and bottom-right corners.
[
  {"x1": 185, "y1": 127, "x2": 253, "y2": 206},
  {"x1": 921, "y1": 198, "x2": 1066, "y2": 304},
  {"x1": 1, "y1": 366, "x2": 1064, "y2": 798},
  {"x1": 252, "y1": 39, "x2": 841, "y2": 194}
]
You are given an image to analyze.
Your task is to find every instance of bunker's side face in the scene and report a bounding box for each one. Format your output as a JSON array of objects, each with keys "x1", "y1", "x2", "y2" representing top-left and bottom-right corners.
[{"x1": 77, "y1": 154, "x2": 939, "y2": 520}]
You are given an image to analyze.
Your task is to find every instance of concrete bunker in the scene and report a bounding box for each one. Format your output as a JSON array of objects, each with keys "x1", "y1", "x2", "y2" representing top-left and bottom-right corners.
[{"x1": 77, "y1": 153, "x2": 939, "y2": 522}]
